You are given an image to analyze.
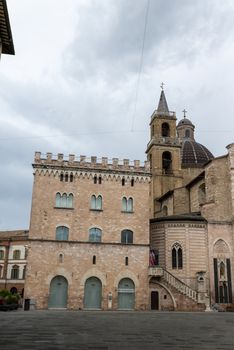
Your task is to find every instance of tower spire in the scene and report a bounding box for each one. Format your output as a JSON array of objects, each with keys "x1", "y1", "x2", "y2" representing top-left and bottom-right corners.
[{"x1": 157, "y1": 84, "x2": 169, "y2": 113}]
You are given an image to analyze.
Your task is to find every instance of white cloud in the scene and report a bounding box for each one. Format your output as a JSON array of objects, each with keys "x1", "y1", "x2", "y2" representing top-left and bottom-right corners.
[{"x1": 1, "y1": 0, "x2": 234, "y2": 229}]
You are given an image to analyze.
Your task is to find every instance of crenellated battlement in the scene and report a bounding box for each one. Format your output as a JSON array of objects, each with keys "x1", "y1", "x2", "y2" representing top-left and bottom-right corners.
[{"x1": 34, "y1": 152, "x2": 151, "y2": 174}]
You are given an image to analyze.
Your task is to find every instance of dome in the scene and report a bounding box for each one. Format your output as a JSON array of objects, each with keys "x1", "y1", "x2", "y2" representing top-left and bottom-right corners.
[
  {"x1": 181, "y1": 140, "x2": 214, "y2": 167},
  {"x1": 177, "y1": 118, "x2": 194, "y2": 127}
]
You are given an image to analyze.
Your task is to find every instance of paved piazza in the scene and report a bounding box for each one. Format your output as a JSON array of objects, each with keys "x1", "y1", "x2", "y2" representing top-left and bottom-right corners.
[{"x1": 0, "y1": 310, "x2": 234, "y2": 349}]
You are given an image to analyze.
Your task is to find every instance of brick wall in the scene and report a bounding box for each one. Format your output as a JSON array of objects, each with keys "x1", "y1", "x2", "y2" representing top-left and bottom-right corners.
[
  {"x1": 25, "y1": 241, "x2": 149, "y2": 310},
  {"x1": 30, "y1": 162, "x2": 150, "y2": 245}
]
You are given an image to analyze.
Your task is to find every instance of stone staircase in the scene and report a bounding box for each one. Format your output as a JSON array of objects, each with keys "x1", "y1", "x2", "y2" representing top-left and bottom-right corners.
[
  {"x1": 149, "y1": 266, "x2": 198, "y2": 302},
  {"x1": 162, "y1": 268, "x2": 198, "y2": 302}
]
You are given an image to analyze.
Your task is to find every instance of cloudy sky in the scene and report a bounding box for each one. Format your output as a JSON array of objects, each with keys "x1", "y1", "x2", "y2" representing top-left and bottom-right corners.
[{"x1": 1, "y1": 0, "x2": 234, "y2": 230}]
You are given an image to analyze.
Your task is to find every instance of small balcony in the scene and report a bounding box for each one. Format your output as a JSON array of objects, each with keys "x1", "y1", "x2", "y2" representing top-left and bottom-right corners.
[{"x1": 148, "y1": 266, "x2": 163, "y2": 277}]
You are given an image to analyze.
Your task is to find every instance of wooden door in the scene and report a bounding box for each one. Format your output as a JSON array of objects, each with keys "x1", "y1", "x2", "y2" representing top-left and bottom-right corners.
[{"x1": 48, "y1": 275, "x2": 68, "y2": 308}]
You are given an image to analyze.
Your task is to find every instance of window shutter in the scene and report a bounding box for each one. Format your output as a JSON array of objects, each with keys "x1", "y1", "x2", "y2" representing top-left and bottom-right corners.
[
  {"x1": 213, "y1": 258, "x2": 219, "y2": 303},
  {"x1": 227, "y1": 258, "x2": 233, "y2": 303}
]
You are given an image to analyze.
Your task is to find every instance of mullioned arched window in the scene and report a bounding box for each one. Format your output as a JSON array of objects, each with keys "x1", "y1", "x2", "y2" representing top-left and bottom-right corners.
[
  {"x1": 122, "y1": 197, "x2": 133, "y2": 212},
  {"x1": 172, "y1": 243, "x2": 183, "y2": 269},
  {"x1": 55, "y1": 193, "x2": 73, "y2": 208},
  {"x1": 91, "y1": 195, "x2": 102, "y2": 210}
]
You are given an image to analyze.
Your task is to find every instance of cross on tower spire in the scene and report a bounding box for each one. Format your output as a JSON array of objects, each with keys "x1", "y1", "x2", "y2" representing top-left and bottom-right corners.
[
  {"x1": 182, "y1": 109, "x2": 187, "y2": 118},
  {"x1": 160, "y1": 82, "x2": 165, "y2": 91},
  {"x1": 157, "y1": 87, "x2": 169, "y2": 113}
]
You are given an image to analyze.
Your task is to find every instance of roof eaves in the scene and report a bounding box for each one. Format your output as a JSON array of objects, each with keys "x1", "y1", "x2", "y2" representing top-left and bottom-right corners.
[
  {"x1": 150, "y1": 213, "x2": 207, "y2": 223},
  {"x1": 157, "y1": 190, "x2": 174, "y2": 202},
  {"x1": 186, "y1": 171, "x2": 205, "y2": 189},
  {"x1": 0, "y1": 0, "x2": 15, "y2": 55}
]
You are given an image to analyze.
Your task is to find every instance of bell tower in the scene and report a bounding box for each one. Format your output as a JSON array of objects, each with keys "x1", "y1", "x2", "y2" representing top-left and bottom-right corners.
[{"x1": 146, "y1": 85, "x2": 183, "y2": 217}]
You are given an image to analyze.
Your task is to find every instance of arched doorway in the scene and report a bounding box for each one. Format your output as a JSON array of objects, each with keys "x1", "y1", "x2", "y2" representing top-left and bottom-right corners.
[
  {"x1": 10, "y1": 287, "x2": 18, "y2": 294},
  {"x1": 84, "y1": 277, "x2": 102, "y2": 309},
  {"x1": 48, "y1": 275, "x2": 68, "y2": 309},
  {"x1": 151, "y1": 291, "x2": 159, "y2": 310},
  {"x1": 118, "y1": 278, "x2": 135, "y2": 310}
]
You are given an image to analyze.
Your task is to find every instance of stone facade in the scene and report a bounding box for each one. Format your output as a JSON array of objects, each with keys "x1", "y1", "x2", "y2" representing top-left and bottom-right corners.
[{"x1": 24, "y1": 153, "x2": 151, "y2": 310}]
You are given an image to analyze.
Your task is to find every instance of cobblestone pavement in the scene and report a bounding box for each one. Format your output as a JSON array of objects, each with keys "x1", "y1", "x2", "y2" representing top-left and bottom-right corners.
[{"x1": 0, "y1": 310, "x2": 234, "y2": 350}]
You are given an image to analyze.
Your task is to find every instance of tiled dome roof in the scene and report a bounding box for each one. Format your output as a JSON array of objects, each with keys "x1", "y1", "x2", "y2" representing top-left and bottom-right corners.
[
  {"x1": 181, "y1": 140, "x2": 214, "y2": 167},
  {"x1": 178, "y1": 118, "x2": 194, "y2": 127}
]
